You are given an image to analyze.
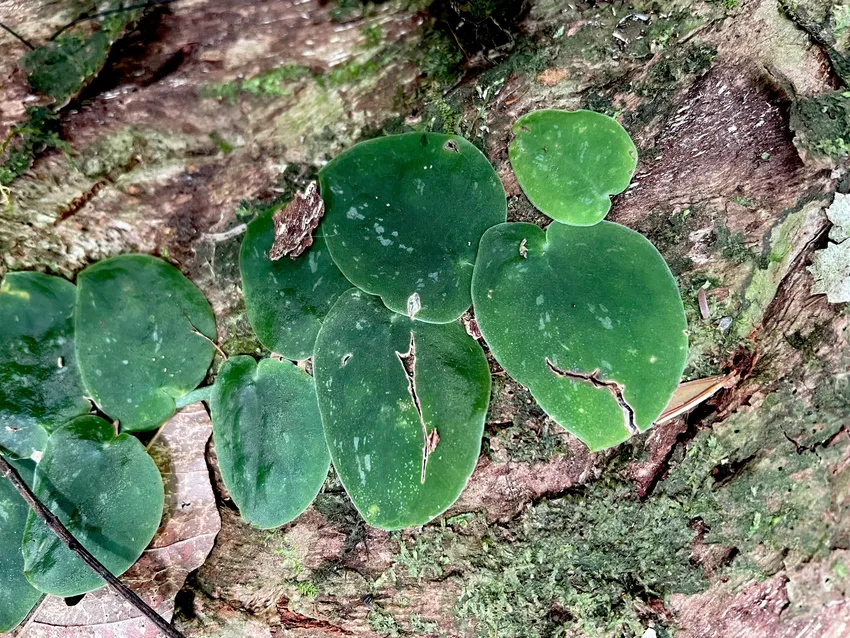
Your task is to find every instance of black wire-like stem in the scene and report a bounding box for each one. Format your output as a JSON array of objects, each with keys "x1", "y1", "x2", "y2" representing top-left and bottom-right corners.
[
  {"x1": 0, "y1": 22, "x2": 35, "y2": 49},
  {"x1": 0, "y1": 454, "x2": 184, "y2": 638},
  {"x1": 50, "y1": 0, "x2": 181, "y2": 40}
]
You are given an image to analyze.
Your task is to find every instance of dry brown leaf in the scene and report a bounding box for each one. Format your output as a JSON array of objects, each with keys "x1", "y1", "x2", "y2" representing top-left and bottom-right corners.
[
  {"x1": 269, "y1": 181, "x2": 325, "y2": 260},
  {"x1": 21, "y1": 403, "x2": 220, "y2": 637}
]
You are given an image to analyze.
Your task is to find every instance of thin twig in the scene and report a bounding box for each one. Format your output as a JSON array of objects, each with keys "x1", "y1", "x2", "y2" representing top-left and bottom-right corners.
[
  {"x1": 0, "y1": 22, "x2": 35, "y2": 49},
  {"x1": 50, "y1": 0, "x2": 181, "y2": 40},
  {"x1": 0, "y1": 455, "x2": 184, "y2": 638}
]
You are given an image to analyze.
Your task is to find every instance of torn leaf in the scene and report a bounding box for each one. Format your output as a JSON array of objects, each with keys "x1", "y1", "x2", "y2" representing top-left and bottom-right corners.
[
  {"x1": 471, "y1": 222, "x2": 688, "y2": 451},
  {"x1": 269, "y1": 181, "x2": 325, "y2": 260},
  {"x1": 314, "y1": 290, "x2": 490, "y2": 530}
]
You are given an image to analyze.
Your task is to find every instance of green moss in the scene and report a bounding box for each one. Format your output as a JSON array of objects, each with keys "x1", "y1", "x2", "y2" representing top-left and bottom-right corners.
[
  {"x1": 395, "y1": 533, "x2": 451, "y2": 580},
  {"x1": 712, "y1": 221, "x2": 755, "y2": 264},
  {"x1": 295, "y1": 581, "x2": 319, "y2": 598},
  {"x1": 368, "y1": 606, "x2": 402, "y2": 636},
  {"x1": 408, "y1": 612, "x2": 440, "y2": 635},
  {"x1": 456, "y1": 481, "x2": 706, "y2": 637},
  {"x1": 417, "y1": 30, "x2": 465, "y2": 87},
  {"x1": 200, "y1": 64, "x2": 311, "y2": 102},
  {"x1": 78, "y1": 126, "x2": 198, "y2": 178},
  {"x1": 663, "y1": 387, "x2": 849, "y2": 568},
  {"x1": 362, "y1": 24, "x2": 384, "y2": 49},
  {"x1": 21, "y1": 1, "x2": 143, "y2": 103},
  {"x1": 736, "y1": 202, "x2": 820, "y2": 338},
  {"x1": 791, "y1": 91, "x2": 850, "y2": 160},
  {"x1": 678, "y1": 273, "x2": 747, "y2": 379},
  {"x1": 322, "y1": 56, "x2": 386, "y2": 88},
  {"x1": 446, "y1": 382, "x2": 847, "y2": 636},
  {"x1": 329, "y1": 0, "x2": 370, "y2": 23},
  {"x1": 0, "y1": 106, "x2": 66, "y2": 186}
]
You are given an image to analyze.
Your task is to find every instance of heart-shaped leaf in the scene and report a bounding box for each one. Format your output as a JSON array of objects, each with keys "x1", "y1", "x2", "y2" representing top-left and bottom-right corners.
[
  {"x1": 472, "y1": 222, "x2": 687, "y2": 451},
  {"x1": 21, "y1": 416, "x2": 164, "y2": 597},
  {"x1": 240, "y1": 209, "x2": 352, "y2": 360},
  {"x1": 210, "y1": 356, "x2": 330, "y2": 529},
  {"x1": 314, "y1": 289, "x2": 490, "y2": 530},
  {"x1": 318, "y1": 132, "x2": 506, "y2": 323},
  {"x1": 509, "y1": 109, "x2": 638, "y2": 226},
  {"x1": 0, "y1": 459, "x2": 42, "y2": 632},
  {"x1": 0, "y1": 272, "x2": 90, "y2": 459},
  {"x1": 75, "y1": 254, "x2": 217, "y2": 432},
  {"x1": 25, "y1": 403, "x2": 221, "y2": 633}
]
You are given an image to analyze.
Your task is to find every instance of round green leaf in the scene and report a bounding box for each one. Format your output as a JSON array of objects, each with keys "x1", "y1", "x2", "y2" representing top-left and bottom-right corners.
[
  {"x1": 22, "y1": 416, "x2": 164, "y2": 597},
  {"x1": 210, "y1": 356, "x2": 330, "y2": 529},
  {"x1": 314, "y1": 289, "x2": 490, "y2": 530},
  {"x1": 0, "y1": 459, "x2": 41, "y2": 632},
  {"x1": 472, "y1": 222, "x2": 687, "y2": 451},
  {"x1": 318, "y1": 132, "x2": 506, "y2": 323},
  {"x1": 509, "y1": 109, "x2": 638, "y2": 226},
  {"x1": 75, "y1": 254, "x2": 217, "y2": 432},
  {"x1": 0, "y1": 272, "x2": 90, "y2": 459},
  {"x1": 240, "y1": 210, "x2": 352, "y2": 360}
]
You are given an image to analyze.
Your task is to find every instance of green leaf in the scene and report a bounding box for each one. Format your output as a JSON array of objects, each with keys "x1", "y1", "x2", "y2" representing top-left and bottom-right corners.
[
  {"x1": 75, "y1": 254, "x2": 216, "y2": 432},
  {"x1": 471, "y1": 222, "x2": 687, "y2": 451},
  {"x1": 318, "y1": 132, "x2": 506, "y2": 323},
  {"x1": 22, "y1": 416, "x2": 164, "y2": 597},
  {"x1": 240, "y1": 209, "x2": 352, "y2": 360},
  {"x1": 0, "y1": 459, "x2": 42, "y2": 632},
  {"x1": 314, "y1": 289, "x2": 490, "y2": 530},
  {"x1": 210, "y1": 356, "x2": 330, "y2": 529},
  {"x1": 509, "y1": 110, "x2": 637, "y2": 226},
  {"x1": 0, "y1": 272, "x2": 90, "y2": 459}
]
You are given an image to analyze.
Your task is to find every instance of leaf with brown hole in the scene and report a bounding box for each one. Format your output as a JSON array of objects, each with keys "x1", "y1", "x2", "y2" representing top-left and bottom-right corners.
[
  {"x1": 241, "y1": 206, "x2": 352, "y2": 361},
  {"x1": 471, "y1": 222, "x2": 688, "y2": 451},
  {"x1": 313, "y1": 289, "x2": 490, "y2": 530}
]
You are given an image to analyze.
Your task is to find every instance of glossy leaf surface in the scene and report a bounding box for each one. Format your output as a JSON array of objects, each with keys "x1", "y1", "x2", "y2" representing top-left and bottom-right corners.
[
  {"x1": 509, "y1": 109, "x2": 637, "y2": 226},
  {"x1": 0, "y1": 459, "x2": 41, "y2": 632},
  {"x1": 319, "y1": 132, "x2": 506, "y2": 323},
  {"x1": 314, "y1": 290, "x2": 490, "y2": 529},
  {"x1": 22, "y1": 417, "x2": 164, "y2": 597},
  {"x1": 240, "y1": 209, "x2": 351, "y2": 360},
  {"x1": 210, "y1": 356, "x2": 330, "y2": 529},
  {"x1": 0, "y1": 272, "x2": 89, "y2": 459},
  {"x1": 75, "y1": 254, "x2": 216, "y2": 432},
  {"x1": 472, "y1": 222, "x2": 687, "y2": 450}
]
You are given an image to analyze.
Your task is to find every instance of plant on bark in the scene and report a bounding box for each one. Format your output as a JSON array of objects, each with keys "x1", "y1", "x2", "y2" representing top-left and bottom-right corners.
[{"x1": 0, "y1": 111, "x2": 687, "y2": 634}]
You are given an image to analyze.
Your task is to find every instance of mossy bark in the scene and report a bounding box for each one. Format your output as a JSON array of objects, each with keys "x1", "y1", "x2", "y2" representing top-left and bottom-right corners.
[{"x1": 2, "y1": 0, "x2": 849, "y2": 636}]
